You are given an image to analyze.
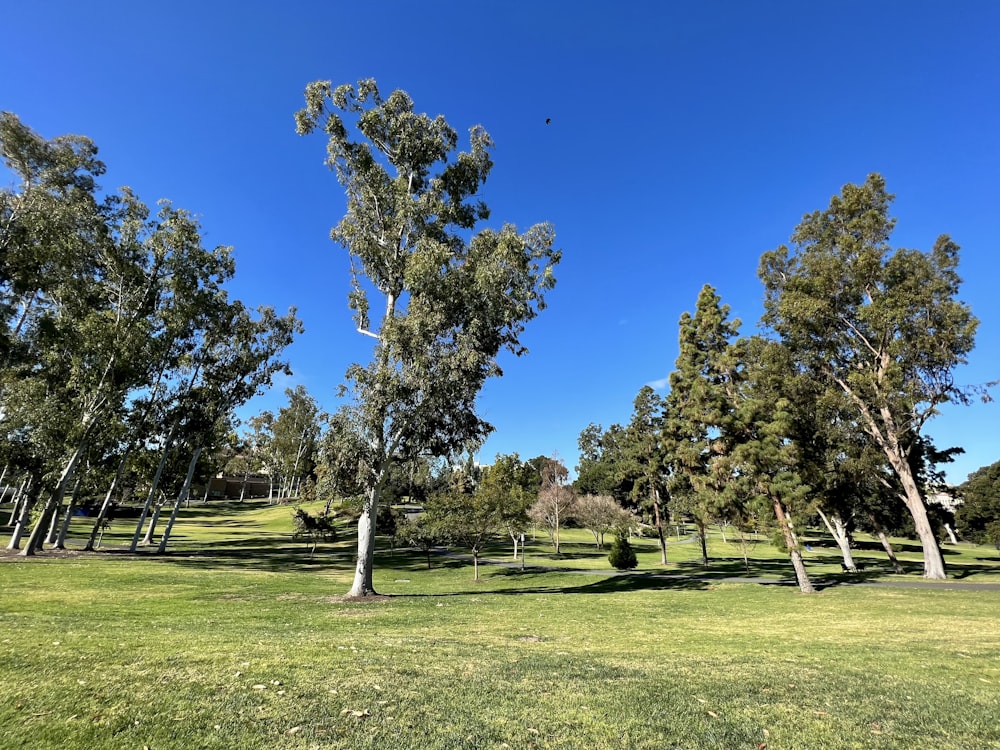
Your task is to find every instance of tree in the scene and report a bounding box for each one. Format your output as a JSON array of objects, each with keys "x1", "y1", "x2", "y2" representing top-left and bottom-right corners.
[
  {"x1": 478, "y1": 453, "x2": 535, "y2": 559},
  {"x1": 618, "y1": 387, "x2": 670, "y2": 564},
  {"x1": 574, "y1": 494, "x2": 635, "y2": 549},
  {"x1": 296, "y1": 79, "x2": 559, "y2": 597},
  {"x1": 663, "y1": 285, "x2": 743, "y2": 567},
  {"x1": 731, "y1": 338, "x2": 817, "y2": 593},
  {"x1": 608, "y1": 533, "x2": 638, "y2": 570},
  {"x1": 759, "y1": 174, "x2": 980, "y2": 579},
  {"x1": 574, "y1": 423, "x2": 630, "y2": 503},
  {"x1": 270, "y1": 385, "x2": 323, "y2": 499},
  {"x1": 529, "y1": 482, "x2": 575, "y2": 555},
  {"x1": 956, "y1": 459, "x2": 1000, "y2": 544}
]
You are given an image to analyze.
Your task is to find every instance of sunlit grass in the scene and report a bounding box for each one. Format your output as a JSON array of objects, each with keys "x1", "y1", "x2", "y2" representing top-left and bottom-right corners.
[{"x1": 2, "y1": 499, "x2": 999, "y2": 749}]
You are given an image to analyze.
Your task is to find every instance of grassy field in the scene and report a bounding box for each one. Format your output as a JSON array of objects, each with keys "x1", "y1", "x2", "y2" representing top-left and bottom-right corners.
[{"x1": 2, "y1": 499, "x2": 999, "y2": 749}]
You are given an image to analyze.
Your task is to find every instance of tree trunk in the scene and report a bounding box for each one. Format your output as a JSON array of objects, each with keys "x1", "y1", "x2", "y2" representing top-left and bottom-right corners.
[
  {"x1": 943, "y1": 523, "x2": 959, "y2": 545},
  {"x1": 718, "y1": 523, "x2": 728, "y2": 543},
  {"x1": 738, "y1": 527, "x2": 751, "y2": 573},
  {"x1": 817, "y1": 508, "x2": 857, "y2": 572},
  {"x1": 773, "y1": 497, "x2": 815, "y2": 593},
  {"x1": 348, "y1": 483, "x2": 381, "y2": 597},
  {"x1": 694, "y1": 515, "x2": 709, "y2": 566},
  {"x1": 6, "y1": 480, "x2": 37, "y2": 550},
  {"x1": 898, "y1": 476, "x2": 946, "y2": 578},
  {"x1": 7, "y1": 475, "x2": 28, "y2": 526},
  {"x1": 129, "y1": 423, "x2": 176, "y2": 552},
  {"x1": 22, "y1": 441, "x2": 88, "y2": 556},
  {"x1": 141, "y1": 503, "x2": 164, "y2": 545},
  {"x1": 54, "y1": 475, "x2": 85, "y2": 549},
  {"x1": 651, "y1": 496, "x2": 667, "y2": 565},
  {"x1": 473, "y1": 549, "x2": 480, "y2": 582},
  {"x1": 872, "y1": 404, "x2": 947, "y2": 578},
  {"x1": 869, "y1": 515, "x2": 905, "y2": 574},
  {"x1": 239, "y1": 467, "x2": 248, "y2": 502},
  {"x1": 156, "y1": 448, "x2": 203, "y2": 554},
  {"x1": 85, "y1": 450, "x2": 131, "y2": 551}
]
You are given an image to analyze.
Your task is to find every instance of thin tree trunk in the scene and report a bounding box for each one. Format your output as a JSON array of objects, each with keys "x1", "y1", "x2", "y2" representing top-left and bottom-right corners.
[
  {"x1": 6, "y1": 478, "x2": 37, "y2": 550},
  {"x1": 718, "y1": 523, "x2": 728, "y2": 543},
  {"x1": 738, "y1": 527, "x2": 751, "y2": 573},
  {"x1": 54, "y1": 475, "x2": 85, "y2": 549},
  {"x1": 239, "y1": 467, "x2": 248, "y2": 502},
  {"x1": 141, "y1": 502, "x2": 164, "y2": 545},
  {"x1": 773, "y1": 497, "x2": 815, "y2": 594},
  {"x1": 651, "y1": 494, "x2": 667, "y2": 565},
  {"x1": 22, "y1": 441, "x2": 89, "y2": 556},
  {"x1": 157, "y1": 448, "x2": 203, "y2": 554},
  {"x1": 943, "y1": 523, "x2": 959, "y2": 545},
  {"x1": 0, "y1": 464, "x2": 8, "y2": 492},
  {"x1": 7, "y1": 475, "x2": 29, "y2": 526},
  {"x1": 129, "y1": 423, "x2": 177, "y2": 552},
  {"x1": 817, "y1": 508, "x2": 857, "y2": 572},
  {"x1": 695, "y1": 515, "x2": 709, "y2": 566},
  {"x1": 85, "y1": 449, "x2": 131, "y2": 551},
  {"x1": 869, "y1": 514, "x2": 905, "y2": 573},
  {"x1": 44, "y1": 475, "x2": 76, "y2": 545}
]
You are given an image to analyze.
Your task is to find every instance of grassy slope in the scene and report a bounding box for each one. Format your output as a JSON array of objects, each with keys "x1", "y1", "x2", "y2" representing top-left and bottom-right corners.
[{"x1": 1, "y1": 500, "x2": 998, "y2": 749}]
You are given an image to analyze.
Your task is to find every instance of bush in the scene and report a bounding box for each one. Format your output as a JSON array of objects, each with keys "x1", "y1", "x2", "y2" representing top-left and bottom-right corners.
[{"x1": 608, "y1": 534, "x2": 637, "y2": 570}]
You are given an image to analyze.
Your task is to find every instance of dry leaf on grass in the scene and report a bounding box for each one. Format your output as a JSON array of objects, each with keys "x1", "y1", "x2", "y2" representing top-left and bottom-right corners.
[{"x1": 340, "y1": 709, "x2": 370, "y2": 719}]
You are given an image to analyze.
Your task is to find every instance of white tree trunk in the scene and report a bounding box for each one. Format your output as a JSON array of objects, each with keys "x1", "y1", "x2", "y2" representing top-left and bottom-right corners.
[
  {"x1": 141, "y1": 503, "x2": 163, "y2": 545},
  {"x1": 943, "y1": 523, "x2": 959, "y2": 545},
  {"x1": 85, "y1": 450, "x2": 131, "y2": 551},
  {"x1": 6, "y1": 482, "x2": 36, "y2": 550},
  {"x1": 348, "y1": 484, "x2": 381, "y2": 597},
  {"x1": 54, "y1": 476, "x2": 85, "y2": 549},
  {"x1": 773, "y1": 497, "x2": 815, "y2": 594},
  {"x1": 130, "y1": 424, "x2": 176, "y2": 552},
  {"x1": 22, "y1": 441, "x2": 88, "y2": 556},
  {"x1": 157, "y1": 448, "x2": 203, "y2": 554},
  {"x1": 817, "y1": 508, "x2": 857, "y2": 572}
]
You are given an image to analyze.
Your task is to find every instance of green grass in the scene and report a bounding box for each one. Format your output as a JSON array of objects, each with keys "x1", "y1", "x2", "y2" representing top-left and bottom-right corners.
[{"x1": 2, "y1": 499, "x2": 999, "y2": 749}]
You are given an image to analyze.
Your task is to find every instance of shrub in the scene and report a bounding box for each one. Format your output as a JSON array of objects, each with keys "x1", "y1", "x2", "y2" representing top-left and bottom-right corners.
[{"x1": 608, "y1": 534, "x2": 637, "y2": 570}]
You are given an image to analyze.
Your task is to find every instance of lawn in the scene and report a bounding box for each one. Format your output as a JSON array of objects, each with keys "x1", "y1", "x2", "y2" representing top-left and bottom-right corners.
[{"x1": 1, "y1": 499, "x2": 998, "y2": 749}]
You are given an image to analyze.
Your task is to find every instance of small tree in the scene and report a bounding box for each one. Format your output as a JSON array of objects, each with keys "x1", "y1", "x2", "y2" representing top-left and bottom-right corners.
[
  {"x1": 400, "y1": 514, "x2": 442, "y2": 569},
  {"x1": 574, "y1": 494, "x2": 633, "y2": 549},
  {"x1": 529, "y1": 484, "x2": 576, "y2": 555},
  {"x1": 292, "y1": 507, "x2": 337, "y2": 557},
  {"x1": 608, "y1": 534, "x2": 638, "y2": 570}
]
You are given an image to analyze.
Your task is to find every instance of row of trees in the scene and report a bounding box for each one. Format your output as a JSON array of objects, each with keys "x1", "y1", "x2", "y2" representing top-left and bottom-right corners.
[
  {"x1": 290, "y1": 76, "x2": 988, "y2": 595},
  {"x1": 1, "y1": 113, "x2": 301, "y2": 556},
  {"x1": 577, "y1": 175, "x2": 984, "y2": 591}
]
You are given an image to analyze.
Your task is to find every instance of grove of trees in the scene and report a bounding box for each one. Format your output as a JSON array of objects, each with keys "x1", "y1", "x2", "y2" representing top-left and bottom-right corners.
[
  {"x1": 4, "y1": 88, "x2": 997, "y2": 592},
  {"x1": 1, "y1": 112, "x2": 300, "y2": 555}
]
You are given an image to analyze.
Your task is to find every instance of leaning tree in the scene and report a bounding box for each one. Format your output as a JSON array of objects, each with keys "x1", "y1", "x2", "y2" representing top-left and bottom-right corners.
[
  {"x1": 296, "y1": 79, "x2": 560, "y2": 597},
  {"x1": 759, "y1": 174, "x2": 980, "y2": 579}
]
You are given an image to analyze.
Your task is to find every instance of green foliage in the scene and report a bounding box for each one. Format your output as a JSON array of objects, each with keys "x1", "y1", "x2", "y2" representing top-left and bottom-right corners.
[
  {"x1": 607, "y1": 533, "x2": 638, "y2": 570},
  {"x1": 758, "y1": 174, "x2": 979, "y2": 578},
  {"x1": 956, "y1": 458, "x2": 1000, "y2": 543}
]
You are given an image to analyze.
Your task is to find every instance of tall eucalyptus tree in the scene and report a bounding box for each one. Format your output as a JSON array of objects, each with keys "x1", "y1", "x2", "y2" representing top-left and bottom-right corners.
[{"x1": 296, "y1": 79, "x2": 560, "y2": 597}]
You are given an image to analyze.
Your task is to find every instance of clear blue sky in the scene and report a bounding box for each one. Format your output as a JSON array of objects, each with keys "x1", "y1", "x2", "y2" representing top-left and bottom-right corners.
[{"x1": 2, "y1": 1, "x2": 997, "y2": 483}]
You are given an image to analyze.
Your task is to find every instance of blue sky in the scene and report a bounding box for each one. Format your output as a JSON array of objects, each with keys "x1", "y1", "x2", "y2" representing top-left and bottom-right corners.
[{"x1": 2, "y1": 1, "x2": 998, "y2": 483}]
